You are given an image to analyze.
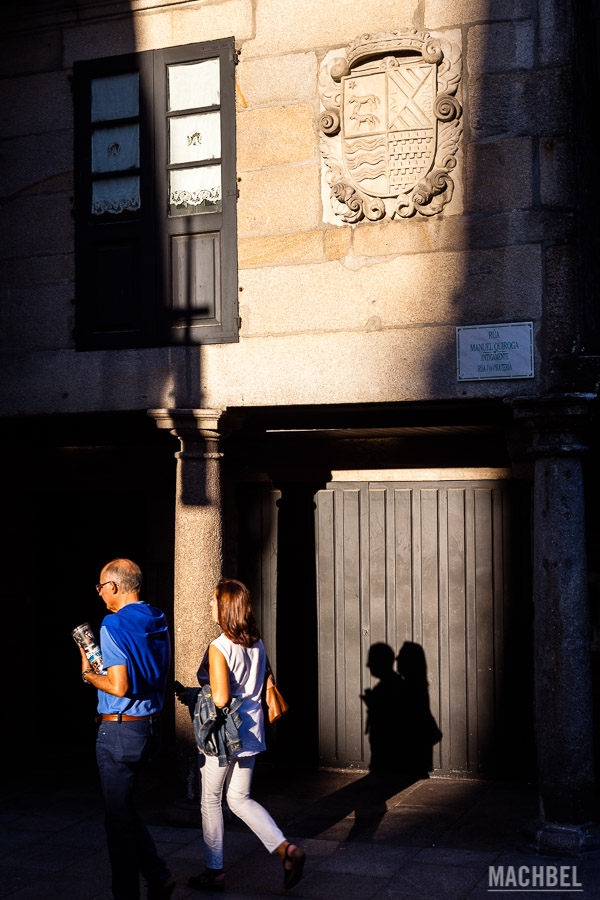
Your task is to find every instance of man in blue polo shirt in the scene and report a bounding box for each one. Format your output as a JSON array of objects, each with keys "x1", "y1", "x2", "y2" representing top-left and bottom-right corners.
[{"x1": 81, "y1": 558, "x2": 174, "y2": 900}]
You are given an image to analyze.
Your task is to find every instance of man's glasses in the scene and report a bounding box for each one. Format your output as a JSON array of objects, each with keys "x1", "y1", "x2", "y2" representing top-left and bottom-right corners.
[{"x1": 96, "y1": 581, "x2": 119, "y2": 593}]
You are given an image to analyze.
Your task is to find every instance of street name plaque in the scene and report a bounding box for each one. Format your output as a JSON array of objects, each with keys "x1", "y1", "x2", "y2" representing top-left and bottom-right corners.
[{"x1": 456, "y1": 322, "x2": 534, "y2": 381}]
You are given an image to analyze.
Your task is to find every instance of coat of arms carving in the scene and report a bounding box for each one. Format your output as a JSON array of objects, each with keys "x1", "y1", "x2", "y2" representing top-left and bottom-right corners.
[{"x1": 319, "y1": 30, "x2": 462, "y2": 222}]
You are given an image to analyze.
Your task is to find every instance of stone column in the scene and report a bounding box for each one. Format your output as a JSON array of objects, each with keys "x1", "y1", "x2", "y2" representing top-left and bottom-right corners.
[
  {"x1": 149, "y1": 408, "x2": 225, "y2": 796},
  {"x1": 512, "y1": 395, "x2": 596, "y2": 853}
]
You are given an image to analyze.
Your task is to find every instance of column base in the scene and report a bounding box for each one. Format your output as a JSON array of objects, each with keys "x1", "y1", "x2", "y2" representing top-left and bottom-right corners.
[{"x1": 525, "y1": 820, "x2": 600, "y2": 857}]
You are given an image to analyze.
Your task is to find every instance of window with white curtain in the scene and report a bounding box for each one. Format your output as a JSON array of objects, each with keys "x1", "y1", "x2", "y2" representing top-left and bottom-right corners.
[{"x1": 74, "y1": 39, "x2": 239, "y2": 350}]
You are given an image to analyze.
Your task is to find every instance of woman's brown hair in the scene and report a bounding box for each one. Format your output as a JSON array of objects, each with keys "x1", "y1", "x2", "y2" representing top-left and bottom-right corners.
[{"x1": 215, "y1": 578, "x2": 261, "y2": 647}]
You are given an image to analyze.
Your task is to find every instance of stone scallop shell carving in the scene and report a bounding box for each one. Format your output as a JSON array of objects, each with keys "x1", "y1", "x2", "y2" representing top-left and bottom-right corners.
[{"x1": 319, "y1": 29, "x2": 462, "y2": 222}]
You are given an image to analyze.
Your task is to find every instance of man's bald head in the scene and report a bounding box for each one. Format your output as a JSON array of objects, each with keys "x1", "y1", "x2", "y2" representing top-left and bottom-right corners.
[{"x1": 102, "y1": 558, "x2": 143, "y2": 595}]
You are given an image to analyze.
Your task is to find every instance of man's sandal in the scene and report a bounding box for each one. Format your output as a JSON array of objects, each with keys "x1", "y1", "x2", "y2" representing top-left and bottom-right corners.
[
  {"x1": 188, "y1": 868, "x2": 225, "y2": 892},
  {"x1": 282, "y1": 844, "x2": 305, "y2": 890}
]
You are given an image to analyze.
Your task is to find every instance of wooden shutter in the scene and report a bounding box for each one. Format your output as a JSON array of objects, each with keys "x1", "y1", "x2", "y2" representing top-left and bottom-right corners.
[
  {"x1": 74, "y1": 51, "x2": 156, "y2": 349},
  {"x1": 154, "y1": 39, "x2": 239, "y2": 345}
]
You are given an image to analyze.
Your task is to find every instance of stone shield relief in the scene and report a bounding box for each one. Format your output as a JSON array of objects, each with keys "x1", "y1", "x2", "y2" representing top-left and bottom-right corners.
[{"x1": 319, "y1": 30, "x2": 462, "y2": 222}]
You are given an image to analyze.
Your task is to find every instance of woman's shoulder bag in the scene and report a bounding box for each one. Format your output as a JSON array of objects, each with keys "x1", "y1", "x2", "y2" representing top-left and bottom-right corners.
[{"x1": 263, "y1": 653, "x2": 289, "y2": 723}]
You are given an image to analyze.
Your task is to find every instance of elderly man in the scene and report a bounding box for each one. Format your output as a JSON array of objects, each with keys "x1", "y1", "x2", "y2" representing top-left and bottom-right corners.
[{"x1": 81, "y1": 558, "x2": 174, "y2": 900}]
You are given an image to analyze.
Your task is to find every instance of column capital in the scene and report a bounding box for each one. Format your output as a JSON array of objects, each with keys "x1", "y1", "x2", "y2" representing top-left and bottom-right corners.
[
  {"x1": 148, "y1": 408, "x2": 228, "y2": 459},
  {"x1": 507, "y1": 393, "x2": 596, "y2": 459}
]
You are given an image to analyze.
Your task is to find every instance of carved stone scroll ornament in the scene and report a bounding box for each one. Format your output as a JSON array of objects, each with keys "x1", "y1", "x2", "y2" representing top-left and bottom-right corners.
[{"x1": 319, "y1": 29, "x2": 462, "y2": 222}]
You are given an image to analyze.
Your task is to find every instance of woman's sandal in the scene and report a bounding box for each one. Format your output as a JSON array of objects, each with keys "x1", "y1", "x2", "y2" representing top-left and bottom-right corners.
[
  {"x1": 188, "y1": 868, "x2": 225, "y2": 892},
  {"x1": 282, "y1": 843, "x2": 306, "y2": 890}
]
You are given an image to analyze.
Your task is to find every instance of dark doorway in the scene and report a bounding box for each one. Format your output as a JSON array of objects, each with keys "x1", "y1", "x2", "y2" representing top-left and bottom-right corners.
[
  {"x1": 2, "y1": 415, "x2": 176, "y2": 777},
  {"x1": 238, "y1": 477, "x2": 533, "y2": 778},
  {"x1": 237, "y1": 482, "x2": 321, "y2": 767}
]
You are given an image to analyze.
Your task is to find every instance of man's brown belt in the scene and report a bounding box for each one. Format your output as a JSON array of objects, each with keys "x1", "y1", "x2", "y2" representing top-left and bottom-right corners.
[{"x1": 100, "y1": 712, "x2": 160, "y2": 722}]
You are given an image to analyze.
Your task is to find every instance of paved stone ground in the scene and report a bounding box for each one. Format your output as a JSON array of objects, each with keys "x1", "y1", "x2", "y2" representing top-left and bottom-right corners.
[{"x1": 2, "y1": 767, "x2": 599, "y2": 900}]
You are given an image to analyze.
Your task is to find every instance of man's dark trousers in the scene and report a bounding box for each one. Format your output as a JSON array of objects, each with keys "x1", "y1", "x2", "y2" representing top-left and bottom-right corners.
[{"x1": 96, "y1": 718, "x2": 170, "y2": 899}]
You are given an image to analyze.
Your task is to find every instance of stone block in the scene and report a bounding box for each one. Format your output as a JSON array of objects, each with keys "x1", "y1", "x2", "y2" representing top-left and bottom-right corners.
[
  {"x1": 538, "y1": 0, "x2": 573, "y2": 66},
  {"x1": 0, "y1": 131, "x2": 74, "y2": 201},
  {"x1": 236, "y1": 53, "x2": 317, "y2": 109},
  {"x1": 237, "y1": 164, "x2": 322, "y2": 235},
  {"x1": 468, "y1": 70, "x2": 571, "y2": 139},
  {"x1": 0, "y1": 347, "x2": 189, "y2": 416},
  {"x1": 425, "y1": 0, "x2": 532, "y2": 29},
  {"x1": 0, "y1": 29, "x2": 62, "y2": 77},
  {"x1": 0, "y1": 254, "x2": 74, "y2": 287},
  {"x1": 464, "y1": 138, "x2": 533, "y2": 213},
  {"x1": 237, "y1": 105, "x2": 316, "y2": 171},
  {"x1": 63, "y1": 17, "x2": 136, "y2": 65},
  {"x1": 244, "y1": 0, "x2": 417, "y2": 57},
  {"x1": 539, "y1": 136, "x2": 576, "y2": 209},
  {"x1": 236, "y1": 245, "x2": 542, "y2": 337},
  {"x1": 353, "y1": 209, "x2": 573, "y2": 257},
  {"x1": 0, "y1": 283, "x2": 74, "y2": 351},
  {"x1": 0, "y1": 71, "x2": 73, "y2": 139},
  {"x1": 170, "y1": 1, "x2": 253, "y2": 46},
  {"x1": 237, "y1": 208, "x2": 570, "y2": 266},
  {"x1": 467, "y1": 21, "x2": 535, "y2": 75},
  {"x1": 0, "y1": 194, "x2": 74, "y2": 260},
  {"x1": 354, "y1": 220, "x2": 435, "y2": 258},
  {"x1": 454, "y1": 209, "x2": 572, "y2": 251},
  {"x1": 198, "y1": 326, "x2": 537, "y2": 408},
  {"x1": 354, "y1": 209, "x2": 571, "y2": 257},
  {"x1": 239, "y1": 231, "x2": 323, "y2": 267},
  {"x1": 545, "y1": 243, "x2": 576, "y2": 357},
  {"x1": 325, "y1": 228, "x2": 351, "y2": 260},
  {"x1": 63, "y1": 1, "x2": 253, "y2": 65}
]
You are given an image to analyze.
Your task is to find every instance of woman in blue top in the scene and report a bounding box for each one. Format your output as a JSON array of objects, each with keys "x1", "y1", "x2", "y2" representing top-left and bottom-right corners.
[{"x1": 182, "y1": 578, "x2": 305, "y2": 893}]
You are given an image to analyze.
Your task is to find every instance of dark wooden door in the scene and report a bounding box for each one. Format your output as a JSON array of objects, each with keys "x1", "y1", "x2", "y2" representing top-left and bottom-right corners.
[{"x1": 315, "y1": 481, "x2": 532, "y2": 775}]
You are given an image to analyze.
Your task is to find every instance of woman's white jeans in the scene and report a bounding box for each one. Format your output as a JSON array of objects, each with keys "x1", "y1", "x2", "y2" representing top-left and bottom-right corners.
[{"x1": 199, "y1": 754, "x2": 286, "y2": 869}]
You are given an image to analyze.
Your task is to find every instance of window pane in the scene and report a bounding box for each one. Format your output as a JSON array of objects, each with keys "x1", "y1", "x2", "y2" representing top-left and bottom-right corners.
[
  {"x1": 92, "y1": 175, "x2": 140, "y2": 215},
  {"x1": 92, "y1": 124, "x2": 139, "y2": 173},
  {"x1": 169, "y1": 165, "x2": 222, "y2": 216},
  {"x1": 169, "y1": 112, "x2": 221, "y2": 165},
  {"x1": 91, "y1": 73, "x2": 139, "y2": 122},
  {"x1": 171, "y1": 232, "x2": 219, "y2": 317},
  {"x1": 168, "y1": 58, "x2": 220, "y2": 111}
]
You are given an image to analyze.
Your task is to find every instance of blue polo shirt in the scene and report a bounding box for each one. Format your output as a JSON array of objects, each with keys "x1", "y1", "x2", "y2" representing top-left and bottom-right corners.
[{"x1": 97, "y1": 601, "x2": 171, "y2": 716}]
